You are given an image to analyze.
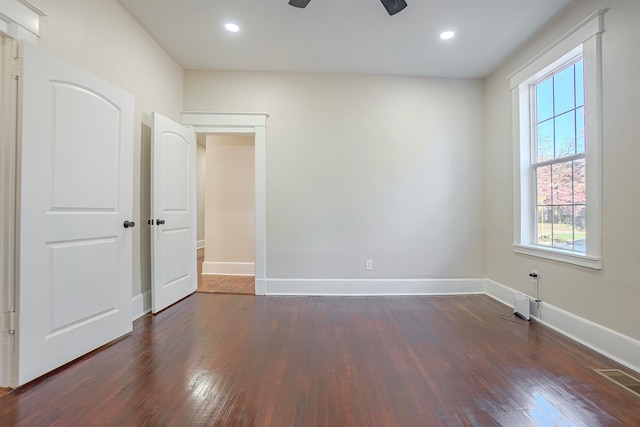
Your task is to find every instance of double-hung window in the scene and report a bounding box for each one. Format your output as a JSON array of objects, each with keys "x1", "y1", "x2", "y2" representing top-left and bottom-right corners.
[
  {"x1": 510, "y1": 11, "x2": 604, "y2": 269},
  {"x1": 533, "y1": 59, "x2": 585, "y2": 252}
]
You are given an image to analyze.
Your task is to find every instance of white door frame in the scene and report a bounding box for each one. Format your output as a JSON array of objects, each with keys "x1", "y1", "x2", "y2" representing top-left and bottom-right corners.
[
  {"x1": 0, "y1": 36, "x2": 19, "y2": 388},
  {"x1": 0, "y1": 0, "x2": 44, "y2": 388},
  {"x1": 182, "y1": 112, "x2": 268, "y2": 295}
]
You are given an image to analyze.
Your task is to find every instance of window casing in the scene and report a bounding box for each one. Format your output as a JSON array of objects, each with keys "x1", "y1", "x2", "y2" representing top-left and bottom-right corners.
[{"x1": 509, "y1": 11, "x2": 604, "y2": 269}]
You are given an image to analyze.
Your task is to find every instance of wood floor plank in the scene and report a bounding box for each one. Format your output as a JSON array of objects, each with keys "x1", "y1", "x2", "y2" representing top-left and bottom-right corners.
[
  {"x1": 197, "y1": 248, "x2": 254, "y2": 295},
  {"x1": 197, "y1": 275, "x2": 254, "y2": 295},
  {"x1": 0, "y1": 294, "x2": 638, "y2": 426}
]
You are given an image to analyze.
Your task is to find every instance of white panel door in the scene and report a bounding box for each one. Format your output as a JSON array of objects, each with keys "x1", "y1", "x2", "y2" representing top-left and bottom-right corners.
[
  {"x1": 17, "y1": 42, "x2": 134, "y2": 385},
  {"x1": 151, "y1": 112, "x2": 197, "y2": 313}
]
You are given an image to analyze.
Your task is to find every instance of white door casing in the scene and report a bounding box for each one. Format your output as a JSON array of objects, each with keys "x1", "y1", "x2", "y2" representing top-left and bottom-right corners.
[
  {"x1": 17, "y1": 42, "x2": 134, "y2": 385},
  {"x1": 181, "y1": 112, "x2": 268, "y2": 295},
  {"x1": 151, "y1": 112, "x2": 197, "y2": 313}
]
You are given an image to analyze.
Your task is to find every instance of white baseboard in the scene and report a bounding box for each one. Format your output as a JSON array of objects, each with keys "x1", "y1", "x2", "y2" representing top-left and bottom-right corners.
[
  {"x1": 484, "y1": 279, "x2": 520, "y2": 308},
  {"x1": 132, "y1": 290, "x2": 151, "y2": 321},
  {"x1": 485, "y1": 279, "x2": 640, "y2": 374},
  {"x1": 255, "y1": 278, "x2": 266, "y2": 296},
  {"x1": 202, "y1": 261, "x2": 255, "y2": 276},
  {"x1": 265, "y1": 278, "x2": 485, "y2": 296},
  {"x1": 196, "y1": 240, "x2": 205, "y2": 249},
  {"x1": 130, "y1": 275, "x2": 640, "y2": 375}
]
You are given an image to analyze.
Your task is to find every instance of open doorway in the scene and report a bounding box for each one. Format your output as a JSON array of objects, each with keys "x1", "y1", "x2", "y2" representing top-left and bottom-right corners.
[
  {"x1": 196, "y1": 134, "x2": 255, "y2": 295},
  {"x1": 182, "y1": 112, "x2": 267, "y2": 296}
]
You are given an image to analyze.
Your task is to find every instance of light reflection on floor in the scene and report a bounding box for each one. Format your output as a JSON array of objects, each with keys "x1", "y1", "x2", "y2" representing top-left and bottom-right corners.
[{"x1": 530, "y1": 391, "x2": 576, "y2": 426}]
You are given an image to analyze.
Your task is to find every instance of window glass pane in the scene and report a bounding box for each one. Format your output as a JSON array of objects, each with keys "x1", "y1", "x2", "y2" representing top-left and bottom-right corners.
[
  {"x1": 573, "y1": 159, "x2": 585, "y2": 204},
  {"x1": 574, "y1": 205, "x2": 586, "y2": 252},
  {"x1": 536, "y1": 165, "x2": 552, "y2": 206},
  {"x1": 552, "y1": 162, "x2": 573, "y2": 204},
  {"x1": 537, "y1": 206, "x2": 552, "y2": 246},
  {"x1": 576, "y1": 106, "x2": 585, "y2": 154},
  {"x1": 536, "y1": 77, "x2": 554, "y2": 122},
  {"x1": 555, "y1": 111, "x2": 575, "y2": 158},
  {"x1": 575, "y1": 60, "x2": 584, "y2": 107},
  {"x1": 552, "y1": 206, "x2": 574, "y2": 249},
  {"x1": 537, "y1": 119, "x2": 554, "y2": 162},
  {"x1": 554, "y1": 65, "x2": 575, "y2": 115}
]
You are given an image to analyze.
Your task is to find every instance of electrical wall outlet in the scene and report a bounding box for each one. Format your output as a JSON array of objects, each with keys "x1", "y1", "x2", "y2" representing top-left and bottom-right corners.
[
  {"x1": 365, "y1": 259, "x2": 373, "y2": 271},
  {"x1": 529, "y1": 270, "x2": 538, "y2": 285}
]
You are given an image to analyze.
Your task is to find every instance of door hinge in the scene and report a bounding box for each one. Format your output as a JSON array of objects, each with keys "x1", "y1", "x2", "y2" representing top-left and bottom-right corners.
[
  {"x1": 6, "y1": 57, "x2": 23, "y2": 78},
  {"x1": 6, "y1": 311, "x2": 17, "y2": 335}
]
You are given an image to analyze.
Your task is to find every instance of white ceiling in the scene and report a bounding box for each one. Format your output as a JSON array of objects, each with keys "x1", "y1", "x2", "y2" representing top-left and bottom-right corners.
[{"x1": 118, "y1": 0, "x2": 576, "y2": 79}]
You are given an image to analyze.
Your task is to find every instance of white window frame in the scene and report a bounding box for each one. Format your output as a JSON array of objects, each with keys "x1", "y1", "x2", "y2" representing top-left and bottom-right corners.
[{"x1": 509, "y1": 10, "x2": 604, "y2": 270}]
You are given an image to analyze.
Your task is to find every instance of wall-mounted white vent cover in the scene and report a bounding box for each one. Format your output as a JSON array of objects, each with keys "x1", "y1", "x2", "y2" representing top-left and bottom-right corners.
[{"x1": 514, "y1": 293, "x2": 530, "y2": 320}]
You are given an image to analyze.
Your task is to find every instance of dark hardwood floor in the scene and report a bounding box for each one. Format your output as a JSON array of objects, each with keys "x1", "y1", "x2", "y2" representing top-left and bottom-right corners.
[
  {"x1": 197, "y1": 248, "x2": 254, "y2": 295},
  {"x1": 0, "y1": 294, "x2": 638, "y2": 426}
]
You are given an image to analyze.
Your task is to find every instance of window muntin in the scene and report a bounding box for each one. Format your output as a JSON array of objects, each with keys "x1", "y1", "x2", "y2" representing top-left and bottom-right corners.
[{"x1": 532, "y1": 59, "x2": 585, "y2": 252}]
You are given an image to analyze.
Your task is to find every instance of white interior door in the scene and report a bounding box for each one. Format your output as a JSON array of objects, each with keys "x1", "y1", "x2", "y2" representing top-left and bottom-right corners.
[
  {"x1": 151, "y1": 112, "x2": 197, "y2": 313},
  {"x1": 17, "y1": 42, "x2": 134, "y2": 385}
]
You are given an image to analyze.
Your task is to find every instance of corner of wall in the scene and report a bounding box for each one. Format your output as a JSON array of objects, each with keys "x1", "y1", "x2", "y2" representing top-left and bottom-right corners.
[{"x1": 132, "y1": 290, "x2": 151, "y2": 321}]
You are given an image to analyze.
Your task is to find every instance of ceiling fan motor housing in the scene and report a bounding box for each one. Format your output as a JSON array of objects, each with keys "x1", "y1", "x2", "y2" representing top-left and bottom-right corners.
[
  {"x1": 289, "y1": 0, "x2": 408, "y2": 16},
  {"x1": 288, "y1": 0, "x2": 312, "y2": 8},
  {"x1": 380, "y1": 0, "x2": 408, "y2": 15}
]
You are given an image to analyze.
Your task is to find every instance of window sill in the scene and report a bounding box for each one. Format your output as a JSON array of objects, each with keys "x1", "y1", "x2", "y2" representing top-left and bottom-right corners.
[{"x1": 513, "y1": 244, "x2": 602, "y2": 270}]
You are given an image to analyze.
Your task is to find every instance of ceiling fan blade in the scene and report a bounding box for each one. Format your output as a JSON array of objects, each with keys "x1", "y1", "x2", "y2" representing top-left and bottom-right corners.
[
  {"x1": 380, "y1": 0, "x2": 408, "y2": 15},
  {"x1": 289, "y1": 0, "x2": 311, "y2": 8}
]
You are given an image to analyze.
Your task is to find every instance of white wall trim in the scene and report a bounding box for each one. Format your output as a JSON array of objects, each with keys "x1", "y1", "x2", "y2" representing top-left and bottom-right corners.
[
  {"x1": 266, "y1": 278, "x2": 485, "y2": 296},
  {"x1": 485, "y1": 279, "x2": 640, "y2": 374},
  {"x1": 510, "y1": 9, "x2": 604, "y2": 268},
  {"x1": 182, "y1": 112, "x2": 268, "y2": 128},
  {"x1": 196, "y1": 239, "x2": 204, "y2": 249},
  {"x1": 0, "y1": 0, "x2": 44, "y2": 43},
  {"x1": 513, "y1": 244, "x2": 602, "y2": 270},
  {"x1": 202, "y1": 261, "x2": 255, "y2": 276},
  {"x1": 182, "y1": 112, "x2": 267, "y2": 296},
  {"x1": 508, "y1": 9, "x2": 605, "y2": 88},
  {"x1": 132, "y1": 290, "x2": 151, "y2": 321},
  {"x1": 0, "y1": 36, "x2": 18, "y2": 387}
]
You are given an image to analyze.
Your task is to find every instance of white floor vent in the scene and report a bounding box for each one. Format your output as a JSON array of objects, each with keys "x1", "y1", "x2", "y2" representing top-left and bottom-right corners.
[{"x1": 514, "y1": 293, "x2": 530, "y2": 320}]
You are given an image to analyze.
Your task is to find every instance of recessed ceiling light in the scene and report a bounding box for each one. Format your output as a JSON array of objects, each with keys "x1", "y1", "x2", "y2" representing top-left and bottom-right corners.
[
  {"x1": 225, "y1": 23, "x2": 240, "y2": 33},
  {"x1": 440, "y1": 30, "x2": 455, "y2": 40}
]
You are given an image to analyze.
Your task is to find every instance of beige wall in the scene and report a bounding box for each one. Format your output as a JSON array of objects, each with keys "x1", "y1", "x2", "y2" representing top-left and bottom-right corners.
[
  {"x1": 31, "y1": 0, "x2": 184, "y2": 297},
  {"x1": 484, "y1": 0, "x2": 640, "y2": 340},
  {"x1": 185, "y1": 72, "x2": 485, "y2": 280},
  {"x1": 196, "y1": 138, "x2": 206, "y2": 244},
  {"x1": 204, "y1": 135, "x2": 255, "y2": 264}
]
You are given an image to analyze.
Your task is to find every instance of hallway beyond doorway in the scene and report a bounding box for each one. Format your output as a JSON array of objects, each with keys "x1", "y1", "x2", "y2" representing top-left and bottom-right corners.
[{"x1": 197, "y1": 248, "x2": 254, "y2": 295}]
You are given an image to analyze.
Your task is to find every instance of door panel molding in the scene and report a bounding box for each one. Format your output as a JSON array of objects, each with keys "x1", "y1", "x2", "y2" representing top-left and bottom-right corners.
[{"x1": 182, "y1": 112, "x2": 268, "y2": 295}]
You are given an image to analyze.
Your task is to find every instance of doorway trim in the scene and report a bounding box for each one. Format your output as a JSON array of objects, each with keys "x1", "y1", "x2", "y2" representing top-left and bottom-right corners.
[
  {"x1": 0, "y1": 0, "x2": 44, "y2": 43},
  {"x1": 182, "y1": 112, "x2": 268, "y2": 295}
]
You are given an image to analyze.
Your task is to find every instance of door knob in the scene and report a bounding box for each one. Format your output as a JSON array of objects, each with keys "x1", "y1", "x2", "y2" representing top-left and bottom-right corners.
[
  {"x1": 156, "y1": 219, "x2": 165, "y2": 225},
  {"x1": 124, "y1": 221, "x2": 136, "y2": 228}
]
